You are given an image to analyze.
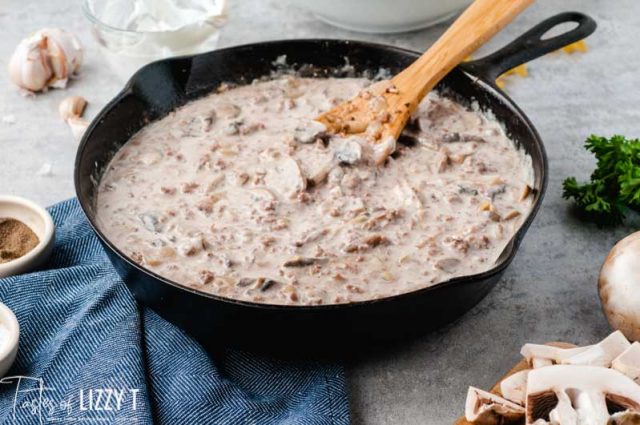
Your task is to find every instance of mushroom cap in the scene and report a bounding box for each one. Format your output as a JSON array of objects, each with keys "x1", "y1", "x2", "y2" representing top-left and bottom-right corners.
[{"x1": 599, "y1": 232, "x2": 640, "y2": 341}]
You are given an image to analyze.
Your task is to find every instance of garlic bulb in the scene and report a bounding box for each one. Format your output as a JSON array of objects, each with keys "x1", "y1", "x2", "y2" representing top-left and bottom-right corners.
[{"x1": 8, "y1": 28, "x2": 83, "y2": 93}]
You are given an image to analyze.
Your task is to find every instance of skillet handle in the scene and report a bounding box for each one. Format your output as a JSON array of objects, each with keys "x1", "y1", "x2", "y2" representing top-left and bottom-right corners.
[{"x1": 462, "y1": 12, "x2": 597, "y2": 83}]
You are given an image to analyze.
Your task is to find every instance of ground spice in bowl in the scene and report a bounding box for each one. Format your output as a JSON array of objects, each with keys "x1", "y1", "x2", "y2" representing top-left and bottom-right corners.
[{"x1": 0, "y1": 218, "x2": 39, "y2": 264}]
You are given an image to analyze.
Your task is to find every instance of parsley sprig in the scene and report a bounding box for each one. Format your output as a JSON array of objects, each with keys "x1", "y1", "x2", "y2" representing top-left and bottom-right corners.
[{"x1": 563, "y1": 135, "x2": 640, "y2": 225}]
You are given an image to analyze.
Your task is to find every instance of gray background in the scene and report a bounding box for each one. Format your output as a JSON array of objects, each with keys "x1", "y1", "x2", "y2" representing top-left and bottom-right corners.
[{"x1": 1, "y1": 0, "x2": 639, "y2": 423}]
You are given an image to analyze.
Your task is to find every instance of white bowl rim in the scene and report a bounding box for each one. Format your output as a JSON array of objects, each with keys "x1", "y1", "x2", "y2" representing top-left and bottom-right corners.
[
  {"x1": 0, "y1": 302, "x2": 19, "y2": 362},
  {"x1": 0, "y1": 195, "x2": 55, "y2": 275}
]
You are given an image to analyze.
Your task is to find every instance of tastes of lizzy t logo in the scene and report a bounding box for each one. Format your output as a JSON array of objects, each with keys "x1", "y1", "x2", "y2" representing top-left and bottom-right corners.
[{"x1": 0, "y1": 376, "x2": 141, "y2": 424}]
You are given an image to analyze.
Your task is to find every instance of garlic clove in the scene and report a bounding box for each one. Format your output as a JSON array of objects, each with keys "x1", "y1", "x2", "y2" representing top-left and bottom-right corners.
[
  {"x1": 44, "y1": 28, "x2": 83, "y2": 81},
  {"x1": 47, "y1": 41, "x2": 68, "y2": 83},
  {"x1": 59, "y1": 95, "x2": 89, "y2": 142},
  {"x1": 59, "y1": 96, "x2": 87, "y2": 122},
  {"x1": 67, "y1": 117, "x2": 89, "y2": 142},
  {"x1": 8, "y1": 28, "x2": 83, "y2": 93},
  {"x1": 8, "y1": 35, "x2": 52, "y2": 92}
]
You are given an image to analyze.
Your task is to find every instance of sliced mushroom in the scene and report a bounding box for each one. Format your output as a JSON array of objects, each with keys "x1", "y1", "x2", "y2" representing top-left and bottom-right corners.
[
  {"x1": 307, "y1": 162, "x2": 335, "y2": 186},
  {"x1": 139, "y1": 212, "x2": 162, "y2": 233},
  {"x1": 237, "y1": 277, "x2": 255, "y2": 287},
  {"x1": 526, "y1": 365, "x2": 640, "y2": 424},
  {"x1": 177, "y1": 235, "x2": 205, "y2": 257},
  {"x1": 372, "y1": 135, "x2": 396, "y2": 165},
  {"x1": 500, "y1": 369, "x2": 529, "y2": 405},
  {"x1": 465, "y1": 386, "x2": 525, "y2": 424},
  {"x1": 613, "y1": 343, "x2": 640, "y2": 383},
  {"x1": 561, "y1": 331, "x2": 631, "y2": 367},
  {"x1": 259, "y1": 279, "x2": 279, "y2": 292},
  {"x1": 264, "y1": 156, "x2": 307, "y2": 199},
  {"x1": 216, "y1": 103, "x2": 241, "y2": 119},
  {"x1": 434, "y1": 257, "x2": 461, "y2": 273},
  {"x1": 520, "y1": 185, "x2": 532, "y2": 202},
  {"x1": 343, "y1": 234, "x2": 390, "y2": 253},
  {"x1": 282, "y1": 256, "x2": 328, "y2": 267},
  {"x1": 294, "y1": 228, "x2": 329, "y2": 247},
  {"x1": 520, "y1": 343, "x2": 591, "y2": 367},
  {"x1": 223, "y1": 120, "x2": 243, "y2": 135},
  {"x1": 296, "y1": 151, "x2": 335, "y2": 186},
  {"x1": 248, "y1": 187, "x2": 278, "y2": 203},
  {"x1": 333, "y1": 137, "x2": 363, "y2": 165},
  {"x1": 436, "y1": 148, "x2": 450, "y2": 173},
  {"x1": 294, "y1": 119, "x2": 326, "y2": 144},
  {"x1": 394, "y1": 180, "x2": 423, "y2": 209}
]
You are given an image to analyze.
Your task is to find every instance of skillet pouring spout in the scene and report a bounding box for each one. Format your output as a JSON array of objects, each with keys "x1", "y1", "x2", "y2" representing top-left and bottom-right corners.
[{"x1": 75, "y1": 13, "x2": 596, "y2": 355}]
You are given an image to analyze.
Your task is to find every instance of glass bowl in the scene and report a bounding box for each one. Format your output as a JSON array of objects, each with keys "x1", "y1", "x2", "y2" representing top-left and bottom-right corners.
[{"x1": 83, "y1": 0, "x2": 228, "y2": 81}]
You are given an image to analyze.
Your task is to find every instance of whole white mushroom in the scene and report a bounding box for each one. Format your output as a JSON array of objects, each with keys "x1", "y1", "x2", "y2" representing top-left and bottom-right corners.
[
  {"x1": 599, "y1": 231, "x2": 640, "y2": 341},
  {"x1": 8, "y1": 28, "x2": 83, "y2": 93}
]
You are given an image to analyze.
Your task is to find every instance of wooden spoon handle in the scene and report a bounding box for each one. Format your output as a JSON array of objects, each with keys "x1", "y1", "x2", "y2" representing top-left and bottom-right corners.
[{"x1": 393, "y1": 0, "x2": 534, "y2": 100}]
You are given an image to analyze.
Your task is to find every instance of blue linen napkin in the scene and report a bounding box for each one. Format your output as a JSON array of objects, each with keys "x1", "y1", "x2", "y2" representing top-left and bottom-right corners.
[{"x1": 0, "y1": 199, "x2": 349, "y2": 424}]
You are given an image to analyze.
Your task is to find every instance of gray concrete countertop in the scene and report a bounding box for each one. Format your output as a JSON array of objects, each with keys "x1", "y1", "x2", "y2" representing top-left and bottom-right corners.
[{"x1": 1, "y1": 0, "x2": 639, "y2": 423}]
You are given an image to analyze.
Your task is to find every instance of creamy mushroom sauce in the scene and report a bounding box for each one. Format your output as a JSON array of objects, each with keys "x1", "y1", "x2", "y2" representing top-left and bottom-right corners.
[{"x1": 96, "y1": 76, "x2": 534, "y2": 305}]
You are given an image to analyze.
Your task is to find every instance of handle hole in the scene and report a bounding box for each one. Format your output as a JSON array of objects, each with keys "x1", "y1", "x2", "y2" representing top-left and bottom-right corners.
[{"x1": 540, "y1": 21, "x2": 580, "y2": 40}]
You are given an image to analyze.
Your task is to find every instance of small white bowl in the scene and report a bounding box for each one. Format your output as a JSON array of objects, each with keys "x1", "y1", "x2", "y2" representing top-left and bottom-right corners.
[
  {"x1": 0, "y1": 196, "x2": 55, "y2": 278},
  {"x1": 0, "y1": 303, "x2": 19, "y2": 378},
  {"x1": 292, "y1": 0, "x2": 472, "y2": 33}
]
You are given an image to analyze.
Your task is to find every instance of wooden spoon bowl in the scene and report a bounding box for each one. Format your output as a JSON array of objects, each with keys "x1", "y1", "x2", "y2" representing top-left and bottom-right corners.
[{"x1": 317, "y1": 0, "x2": 534, "y2": 165}]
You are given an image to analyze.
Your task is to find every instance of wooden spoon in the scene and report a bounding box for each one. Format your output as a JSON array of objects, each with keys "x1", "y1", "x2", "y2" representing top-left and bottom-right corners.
[{"x1": 316, "y1": 0, "x2": 534, "y2": 165}]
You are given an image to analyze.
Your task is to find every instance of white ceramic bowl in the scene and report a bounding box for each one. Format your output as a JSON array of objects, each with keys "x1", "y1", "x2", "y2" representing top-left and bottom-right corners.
[
  {"x1": 0, "y1": 196, "x2": 55, "y2": 278},
  {"x1": 0, "y1": 303, "x2": 19, "y2": 378},
  {"x1": 293, "y1": 0, "x2": 472, "y2": 33}
]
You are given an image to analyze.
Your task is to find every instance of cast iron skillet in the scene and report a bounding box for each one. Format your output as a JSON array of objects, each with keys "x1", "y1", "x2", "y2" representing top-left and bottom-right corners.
[{"x1": 75, "y1": 13, "x2": 596, "y2": 354}]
